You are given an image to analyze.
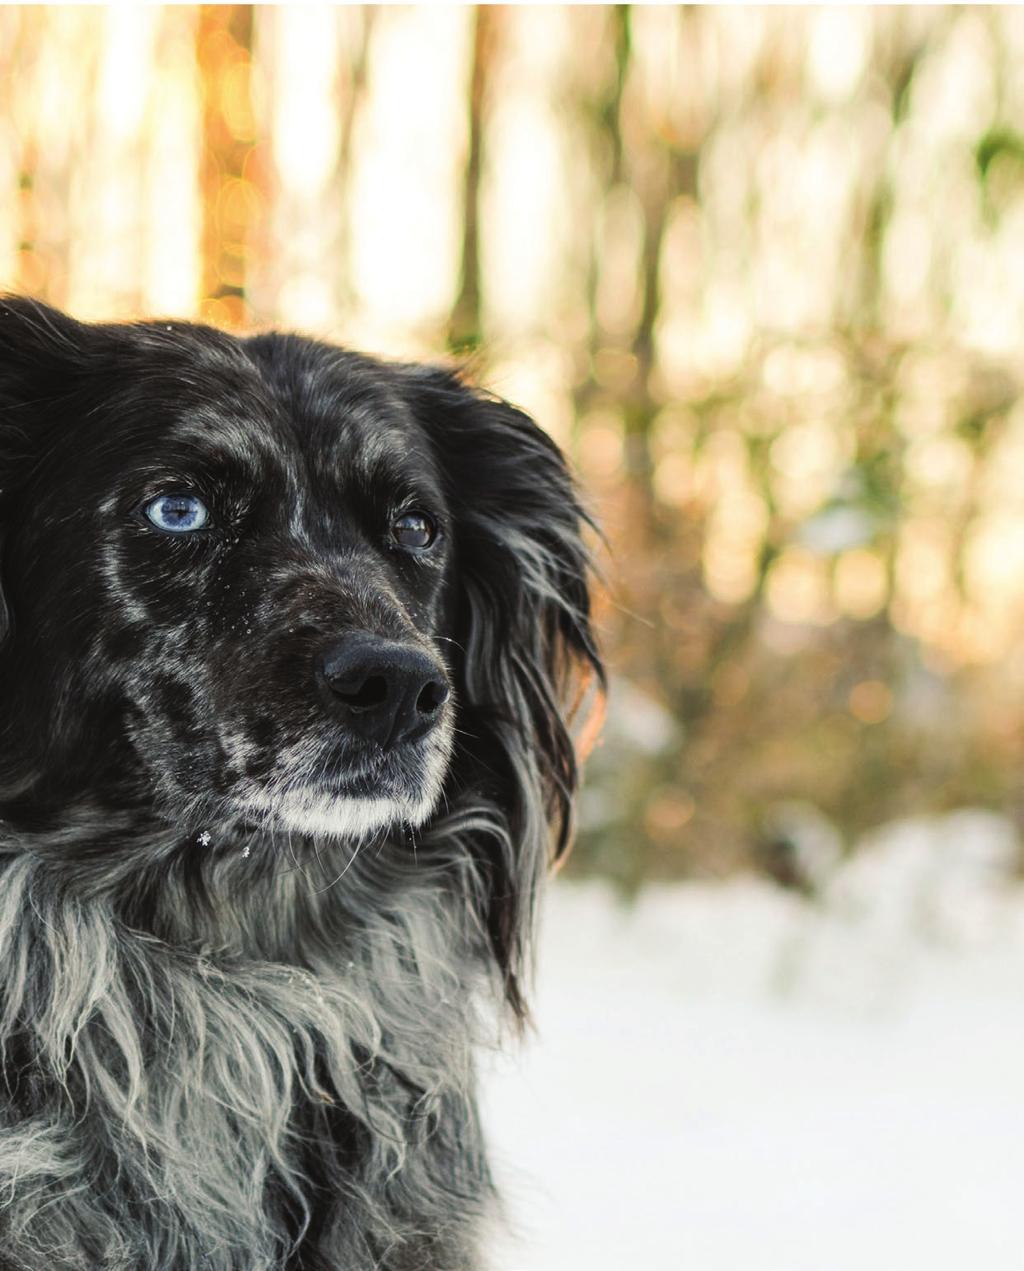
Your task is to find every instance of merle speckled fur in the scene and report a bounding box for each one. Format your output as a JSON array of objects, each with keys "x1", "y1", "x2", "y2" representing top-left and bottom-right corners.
[{"x1": 0, "y1": 298, "x2": 602, "y2": 1270}]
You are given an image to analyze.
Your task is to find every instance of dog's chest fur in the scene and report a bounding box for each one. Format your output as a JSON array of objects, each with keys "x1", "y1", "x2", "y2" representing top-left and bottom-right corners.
[{"x1": 0, "y1": 849, "x2": 494, "y2": 1271}]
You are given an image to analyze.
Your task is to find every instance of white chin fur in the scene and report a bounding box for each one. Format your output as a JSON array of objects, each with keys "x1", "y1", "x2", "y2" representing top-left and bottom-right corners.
[
  {"x1": 271, "y1": 790, "x2": 433, "y2": 839},
  {"x1": 238, "y1": 732, "x2": 454, "y2": 838},
  {"x1": 240, "y1": 743, "x2": 450, "y2": 840}
]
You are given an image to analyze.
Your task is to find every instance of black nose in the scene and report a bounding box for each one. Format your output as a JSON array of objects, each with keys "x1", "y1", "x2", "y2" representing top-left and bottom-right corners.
[{"x1": 316, "y1": 635, "x2": 450, "y2": 749}]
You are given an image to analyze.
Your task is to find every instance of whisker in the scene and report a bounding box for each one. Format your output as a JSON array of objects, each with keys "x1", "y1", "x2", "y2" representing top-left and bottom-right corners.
[{"x1": 312, "y1": 840, "x2": 364, "y2": 894}]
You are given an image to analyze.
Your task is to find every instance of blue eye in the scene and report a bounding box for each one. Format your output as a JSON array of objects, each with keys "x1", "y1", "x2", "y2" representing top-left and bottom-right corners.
[{"x1": 143, "y1": 494, "x2": 209, "y2": 534}]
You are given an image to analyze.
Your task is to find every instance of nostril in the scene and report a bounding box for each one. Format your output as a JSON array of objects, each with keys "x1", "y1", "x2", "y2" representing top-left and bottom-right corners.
[
  {"x1": 333, "y1": 674, "x2": 388, "y2": 713},
  {"x1": 416, "y1": 680, "x2": 449, "y2": 718}
]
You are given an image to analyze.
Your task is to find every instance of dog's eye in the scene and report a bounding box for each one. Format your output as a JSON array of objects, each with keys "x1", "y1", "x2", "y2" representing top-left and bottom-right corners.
[
  {"x1": 144, "y1": 494, "x2": 209, "y2": 534},
  {"x1": 391, "y1": 510, "x2": 437, "y2": 550}
]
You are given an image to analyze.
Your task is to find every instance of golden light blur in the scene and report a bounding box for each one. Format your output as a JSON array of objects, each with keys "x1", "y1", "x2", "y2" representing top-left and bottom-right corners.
[{"x1": 6, "y1": 5, "x2": 1024, "y2": 881}]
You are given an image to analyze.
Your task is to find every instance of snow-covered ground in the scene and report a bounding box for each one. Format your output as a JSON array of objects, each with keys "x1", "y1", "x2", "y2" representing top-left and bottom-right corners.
[{"x1": 482, "y1": 811, "x2": 1024, "y2": 1271}]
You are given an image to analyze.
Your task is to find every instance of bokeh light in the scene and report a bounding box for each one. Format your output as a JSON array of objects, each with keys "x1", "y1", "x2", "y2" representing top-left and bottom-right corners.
[{"x1": 5, "y1": 5, "x2": 1024, "y2": 881}]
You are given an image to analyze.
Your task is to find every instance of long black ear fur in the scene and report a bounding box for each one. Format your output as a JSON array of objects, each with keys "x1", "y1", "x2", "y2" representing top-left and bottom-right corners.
[
  {"x1": 405, "y1": 366, "x2": 604, "y2": 1015},
  {"x1": 0, "y1": 297, "x2": 93, "y2": 644}
]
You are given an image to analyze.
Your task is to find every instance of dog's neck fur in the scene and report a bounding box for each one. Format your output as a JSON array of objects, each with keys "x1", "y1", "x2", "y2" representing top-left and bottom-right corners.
[{"x1": 0, "y1": 812, "x2": 510, "y2": 1270}]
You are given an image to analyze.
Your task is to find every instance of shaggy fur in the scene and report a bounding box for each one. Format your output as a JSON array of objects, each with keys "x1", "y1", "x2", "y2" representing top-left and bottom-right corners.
[{"x1": 0, "y1": 298, "x2": 602, "y2": 1270}]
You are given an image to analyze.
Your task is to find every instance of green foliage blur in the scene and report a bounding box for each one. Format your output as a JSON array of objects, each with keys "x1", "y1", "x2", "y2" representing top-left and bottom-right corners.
[{"x1": 561, "y1": 8, "x2": 1024, "y2": 887}]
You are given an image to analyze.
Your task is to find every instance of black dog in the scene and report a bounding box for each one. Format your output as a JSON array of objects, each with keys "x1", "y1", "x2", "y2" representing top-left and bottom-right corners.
[{"x1": 0, "y1": 298, "x2": 601, "y2": 1270}]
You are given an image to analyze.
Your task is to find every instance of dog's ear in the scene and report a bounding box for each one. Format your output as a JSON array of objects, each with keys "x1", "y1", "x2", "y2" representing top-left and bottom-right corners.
[
  {"x1": 406, "y1": 367, "x2": 604, "y2": 1015},
  {"x1": 0, "y1": 295, "x2": 89, "y2": 392},
  {"x1": 0, "y1": 297, "x2": 91, "y2": 643}
]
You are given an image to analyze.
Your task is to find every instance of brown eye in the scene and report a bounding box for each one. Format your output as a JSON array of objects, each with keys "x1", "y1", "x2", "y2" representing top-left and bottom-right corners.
[{"x1": 391, "y1": 510, "x2": 437, "y2": 550}]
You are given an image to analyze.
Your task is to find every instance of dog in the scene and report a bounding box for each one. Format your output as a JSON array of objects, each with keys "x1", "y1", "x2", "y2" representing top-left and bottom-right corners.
[{"x1": 0, "y1": 297, "x2": 602, "y2": 1270}]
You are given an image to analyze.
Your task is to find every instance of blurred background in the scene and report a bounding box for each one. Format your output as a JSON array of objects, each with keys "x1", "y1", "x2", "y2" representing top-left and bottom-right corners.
[{"x1": 6, "y1": 6, "x2": 1024, "y2": 1269}]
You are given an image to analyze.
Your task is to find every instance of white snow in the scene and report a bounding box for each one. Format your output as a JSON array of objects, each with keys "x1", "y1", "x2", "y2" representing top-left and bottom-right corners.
[{"x1": 482, "y1": 812, "x2": 1024, "y2": 1271}]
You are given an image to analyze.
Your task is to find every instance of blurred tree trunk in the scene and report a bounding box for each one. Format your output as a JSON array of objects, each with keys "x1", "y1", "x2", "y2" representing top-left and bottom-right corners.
[
  {"x1": 448, "y1": 4, "x2": 496, "y2": 353},
  {"x1": 333, "y1": 7, "x2": 376, "y2": 318},
  {"x1": 197, "y1": 4, "x2": 255, "y2": 328}
]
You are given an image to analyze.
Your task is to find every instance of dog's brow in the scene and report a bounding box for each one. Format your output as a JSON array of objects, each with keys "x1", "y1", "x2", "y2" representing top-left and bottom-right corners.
[
  {"x1": 180, "y1": 407, "x2": 279, "y2": 455},
  {"x1": 370, "y1": 455, "x2": 444, "y2": 509},
  {"x1": 317, "y1": 417, "x2": 439, "y2": 492}
]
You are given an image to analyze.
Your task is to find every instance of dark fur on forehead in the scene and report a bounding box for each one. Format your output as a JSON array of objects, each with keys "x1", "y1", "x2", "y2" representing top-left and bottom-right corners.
[{"x1": 0, "y1": 295, "x2": 603, "y2": 1270}]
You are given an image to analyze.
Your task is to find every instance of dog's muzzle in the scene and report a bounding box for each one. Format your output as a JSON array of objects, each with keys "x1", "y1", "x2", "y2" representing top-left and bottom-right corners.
[{"x1": 316, "y1": 634, "x2": 450, "y2": 750}]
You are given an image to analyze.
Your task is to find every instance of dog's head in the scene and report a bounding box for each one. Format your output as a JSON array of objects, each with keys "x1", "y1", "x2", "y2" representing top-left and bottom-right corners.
[{"x1": 0, "y1": 299, "x2": 601, "y2": 994}]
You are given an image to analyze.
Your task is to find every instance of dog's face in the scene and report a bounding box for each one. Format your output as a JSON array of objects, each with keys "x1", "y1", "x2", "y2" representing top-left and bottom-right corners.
[
  {"x1": 3, "y1": 317, "x2": 469, "y2": 840},
  {"x1": 8, "y1": 315, "x2": 470, "y2": 833},
  {"x1": 128, "y1": 339, "x2": 466, "y2": 838}
]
